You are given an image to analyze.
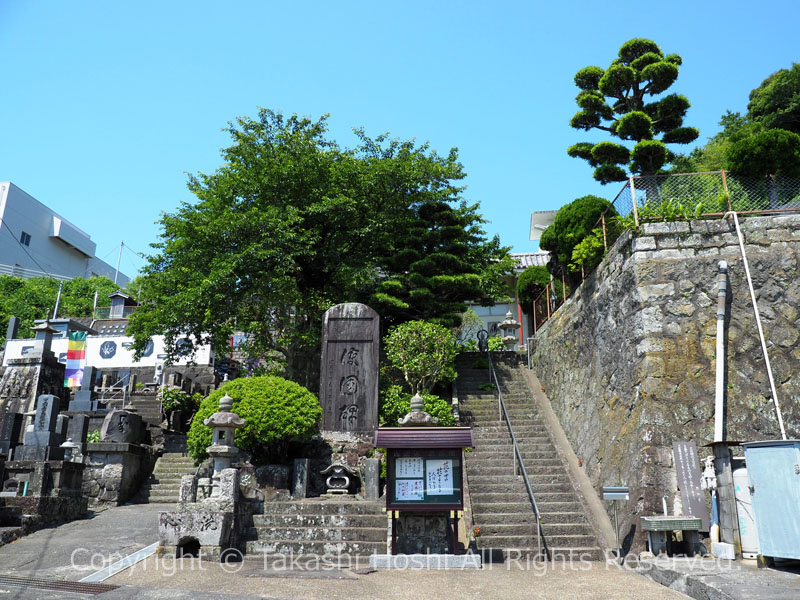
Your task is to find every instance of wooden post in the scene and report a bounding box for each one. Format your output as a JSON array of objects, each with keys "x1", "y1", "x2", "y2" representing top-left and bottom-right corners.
[
  {"x1": 629, "y1": 176, "x2": 639, "y2": 228},
  {"x1": 721, "y1": 170, "x2": 732, "y2": 212},
  {"x1": 546, "y1": 285, "x2": 551, "y2": 319},
  {"x1": 601, "y1": 213, "x2": 608, "y2": 249}
]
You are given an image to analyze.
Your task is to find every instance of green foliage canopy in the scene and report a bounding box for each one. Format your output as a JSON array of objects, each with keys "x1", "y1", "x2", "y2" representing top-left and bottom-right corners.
[
  {"x1": 187, "y1": 376, "x2": 321, "y2": 464},
  {"x1": 516, "y1": 265, "x2": 566, "y2": 314},
  {"x1": 726, "y1": 129, "x2": 800, "y2": 178},
  {"x1": 128, "y1": 109, "x2": 510, "y2": 387},
  {"x1": 568, "y1": 38, "x2": 698, "y2": 183},
  {"x1": 384, "y1": 320, "x2": 458, "y2": 395},
  {"x1": 747, "y1": 63, "x2": 800, "y2": 134},
  {"x1": 371, "y1": 200, "x2": 513, "y2": 329},
  {"x1": 0, "y1": 275, "x2": 120, "y2": 347}
]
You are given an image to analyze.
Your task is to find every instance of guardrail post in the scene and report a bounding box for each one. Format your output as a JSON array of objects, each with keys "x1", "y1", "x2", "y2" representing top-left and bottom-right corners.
[
  {"x1": 721, "y1": 170, "x2": 732, "y2": 212},
  {"x1": 629, "y1": 176, "x2": 639, "y2": 228},
  {"x1": 601, "y1": 213, "x2": 607, "y2": 249}
]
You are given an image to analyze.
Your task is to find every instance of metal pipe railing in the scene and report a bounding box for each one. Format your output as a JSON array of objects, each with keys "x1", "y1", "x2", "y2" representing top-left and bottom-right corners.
[{"x1": 487, "y1": 349, "x2": 549, "y2": 560}]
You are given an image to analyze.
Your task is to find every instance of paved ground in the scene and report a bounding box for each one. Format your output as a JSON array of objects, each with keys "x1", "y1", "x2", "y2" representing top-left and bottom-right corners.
[
  {"x1": 9, "y1": 502, "x2": 799, "y2": 600},
  {"x1": 0, "y1": 502, "x2": 692, "y2": 599},
  {"x1": 0, "y1": 503, "x2": 166, "y2": 581},
  {"x1": 107, "y1": 557, "x2": 690, "y2": 600}
]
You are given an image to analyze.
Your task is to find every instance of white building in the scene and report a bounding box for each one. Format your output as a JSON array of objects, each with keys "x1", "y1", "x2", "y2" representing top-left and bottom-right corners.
[{"x1": 0, "y1": 182, "x2": 127, "y2": 284}]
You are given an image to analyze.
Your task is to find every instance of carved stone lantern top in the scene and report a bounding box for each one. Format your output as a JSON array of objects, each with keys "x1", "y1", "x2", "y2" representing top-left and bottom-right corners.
[
  {"x1": 398, "y1": 393, "x2": 439, "y2": 426},
  {"x1": 204, "y1": 393, "x2": 245, "y2": 429}
]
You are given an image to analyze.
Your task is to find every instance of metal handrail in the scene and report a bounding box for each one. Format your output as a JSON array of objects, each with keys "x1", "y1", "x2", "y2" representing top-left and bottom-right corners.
[
  {"x1": 487, "y1": 350, "x2": 549, "y2": 560},
  {"x1": 99, "y1": 376, "x2": 129, "y2": 409}
]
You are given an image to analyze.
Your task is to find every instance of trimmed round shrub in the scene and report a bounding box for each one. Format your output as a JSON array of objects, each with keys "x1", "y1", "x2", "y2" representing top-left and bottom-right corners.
[
  {"x1": 187, "y1": 376, "x2": 321, "y2": 464},
  {"x1": 517, "y1": 265, "x2": 568, "y2": 314},
  {"x1": 379, "y1": 385, "x2": 455, "y2": 426}
]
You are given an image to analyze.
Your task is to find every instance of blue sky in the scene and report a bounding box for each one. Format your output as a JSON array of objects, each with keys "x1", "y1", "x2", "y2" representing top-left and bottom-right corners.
[{"x1": 1, "y1": 1, "x2": 798, "y2": 278}]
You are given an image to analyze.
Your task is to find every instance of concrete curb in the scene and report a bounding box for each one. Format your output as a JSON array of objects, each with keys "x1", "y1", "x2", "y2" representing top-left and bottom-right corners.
[{"x1": 637, "y1": 557, "x2": 800, "y2": 600}]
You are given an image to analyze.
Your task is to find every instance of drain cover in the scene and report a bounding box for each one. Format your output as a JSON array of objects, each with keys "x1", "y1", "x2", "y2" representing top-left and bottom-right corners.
[{"x1": 0, "y1": 574, "x2": 118, "y2": 595}]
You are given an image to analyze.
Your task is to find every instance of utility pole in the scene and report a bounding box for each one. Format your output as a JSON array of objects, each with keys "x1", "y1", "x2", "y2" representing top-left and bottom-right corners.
[{"x1": 114, "y1": 240, "x2": 123, "y2": 285}]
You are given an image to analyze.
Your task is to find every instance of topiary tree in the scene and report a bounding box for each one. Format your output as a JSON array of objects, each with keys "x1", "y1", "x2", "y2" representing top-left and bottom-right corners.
[
  {"x1": 384, "y1": 320, "x2": 458, "y2": 395},
  {"x1": 187, "y1": 376, "x2": 321, "y2": 464},
  {"x1": 379, "y1": 385, "x2": 455, "y2": 426},
  {"x1": 539, "y1": 195, "x2": 617, "y2": 284},
  {"x1": 567, "y1": 38, "x2": 699, "y2": 184}
]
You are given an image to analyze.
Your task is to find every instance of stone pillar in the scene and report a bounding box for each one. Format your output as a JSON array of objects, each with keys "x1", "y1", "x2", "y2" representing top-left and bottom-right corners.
[
  {"x1": 5, "y1": 317, "x2": 19, "y2": 343},
  {"x1": 364, "y1": 458, "x2": 380, "y2": 501},
  {"x1": 713, "y1": 443, "x2": 741, "y2": 557},
  {"x1": 292, "y1": 458, "x2": 309, "y2": 499}
]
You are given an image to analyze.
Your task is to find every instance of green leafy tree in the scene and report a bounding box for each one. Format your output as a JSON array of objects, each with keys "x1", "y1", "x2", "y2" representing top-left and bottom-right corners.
[
  {"x1": 128, "y1": 109, "x2": 509, "y2": 387},
  {"x1": 187, "y1": 376, "x2": 321, "y2": 464},
  {"x1": 384, "y1": 320, "x2": 458, "y2": 395},
  {"x1": 567, "y1": 38, "x2": 698, "y2": 183},
  {"x1": 539, "y1": 195, "x2": 617, "y2": 284},
  {"x1": 747, "y1": 63, "x2": 800, "y2": 134},
  {"x1": 0, "y1": 275, "x2": 119, "y2": 347},
  {"x1": 726, "y1": 129, "x2": 800, "y2": 177}
]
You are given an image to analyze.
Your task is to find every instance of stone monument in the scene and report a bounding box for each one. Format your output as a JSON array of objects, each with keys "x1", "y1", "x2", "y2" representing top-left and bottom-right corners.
[
  {"x1": 158, "y1": 392, "x2": 247, "y2": 560},
  {"x1": 14, "y1": 394, "x2": 65, "y2": 461},
  {"x1": 68, "y1": 366, "x2": 100, "y2": 411},
  {"x1": 0, "y1": 320, "x2": 68, "y2": 421},
  {"x1": 319, "y1": 303, "x2": 379, "y2": 433},
  {"x1": 100, "y1": 409, "x2": 143, "y2": 444}
]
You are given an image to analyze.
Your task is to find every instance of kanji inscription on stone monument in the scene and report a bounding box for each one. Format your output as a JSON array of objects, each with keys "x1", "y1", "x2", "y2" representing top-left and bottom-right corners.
[{"x1": 319, "y1": 303, "x2": 379, "y2": 432}]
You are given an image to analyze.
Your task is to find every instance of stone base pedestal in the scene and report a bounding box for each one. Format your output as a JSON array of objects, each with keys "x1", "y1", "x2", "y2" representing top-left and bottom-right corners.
[{"x1": 82, "y1": 442, "x2": 151, "y2": 506}]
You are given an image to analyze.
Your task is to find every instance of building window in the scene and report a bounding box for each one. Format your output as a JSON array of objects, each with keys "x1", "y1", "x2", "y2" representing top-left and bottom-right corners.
[{"x1": 20, "y1": 231, "x2": 31, "y2": 246}]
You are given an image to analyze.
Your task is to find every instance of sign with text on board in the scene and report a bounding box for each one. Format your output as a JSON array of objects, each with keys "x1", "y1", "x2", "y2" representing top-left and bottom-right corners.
[
  {"x1": 319, "y1": 303, "x2": 379, "y2": 433},
  {"x1": 387, "y1": 448, "x2": 463, "y2": 509},
  {"x1": 673, "y1": 441, "x2": 710, "y2": 531}
]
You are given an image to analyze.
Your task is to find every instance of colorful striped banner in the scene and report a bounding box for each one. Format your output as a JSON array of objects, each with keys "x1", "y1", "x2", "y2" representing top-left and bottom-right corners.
[{"x1": 64, "y1": 331, "x2": 88, "y2": 388}]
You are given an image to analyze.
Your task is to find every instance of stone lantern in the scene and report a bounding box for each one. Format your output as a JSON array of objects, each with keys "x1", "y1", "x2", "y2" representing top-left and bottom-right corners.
[
  {"x1": 498, "y1": 310, "x2": 520, "y2": 350},
  {"x1": 203, "y1": 393, "x2": 245, "y2": 498}
]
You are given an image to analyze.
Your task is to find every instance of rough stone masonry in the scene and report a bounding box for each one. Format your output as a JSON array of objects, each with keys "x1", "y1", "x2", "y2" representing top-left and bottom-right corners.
[{"x1": 531, "y1": 215, "x2": 800, "y2": 551}]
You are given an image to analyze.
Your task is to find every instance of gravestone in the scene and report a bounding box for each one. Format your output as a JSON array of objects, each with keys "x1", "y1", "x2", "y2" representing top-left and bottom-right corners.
[
  {"x1": 67, "y1": 414, "x2": 90, "y2": 445},
  {"x1": 14, "y1": 394, "x2": 65, "y2": 460},
  {"x1": 673, "y1": 441, "x2": 710, "y2": 531},
  {"x1": 0, "y1": 412, "x2": 23, "y2": 457},
  {"x1": 68, "y1": 366, "x2": 100, "y2": 411},
  {"x1": 319, "y1": 303, "x2": 379, "y2": 433},
  {"x1": 100, "y1": 409, "x2": 143, "y2": 444}
]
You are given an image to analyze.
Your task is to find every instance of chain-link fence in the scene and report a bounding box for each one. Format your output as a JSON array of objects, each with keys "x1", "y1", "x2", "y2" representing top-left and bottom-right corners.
[{"x1": 634, "y1": 171, "x2": 800, "y2": 219}]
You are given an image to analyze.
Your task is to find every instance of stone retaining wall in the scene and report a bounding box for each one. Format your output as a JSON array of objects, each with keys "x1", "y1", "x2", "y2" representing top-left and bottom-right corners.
[{"x1": 531, "y1": 215, "x2": 800, "y2": 550}]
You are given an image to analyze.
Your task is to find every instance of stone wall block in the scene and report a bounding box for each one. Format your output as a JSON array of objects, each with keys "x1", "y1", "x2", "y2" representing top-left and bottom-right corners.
[
  {"x1": 706, "y1": 219, "x2": 734, "y2": 233},
  {"x1": 655, "y1": 235, "x2": 680, "y2": 250}
]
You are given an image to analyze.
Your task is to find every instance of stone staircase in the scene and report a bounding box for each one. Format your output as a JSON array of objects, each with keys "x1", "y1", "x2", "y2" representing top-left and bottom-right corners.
[
  {"x1": 245, "y1": 498, "x2": 386, "y2": 560},
  {"x1": 134, "y1": 434, "x2": 195, "y2": 503},
  {"x1": 457, "y1": 353, "x2": 602, "y2": 561},
  {"x1": 126, "y1": 393, "x2": 163, "y2": 426}
]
